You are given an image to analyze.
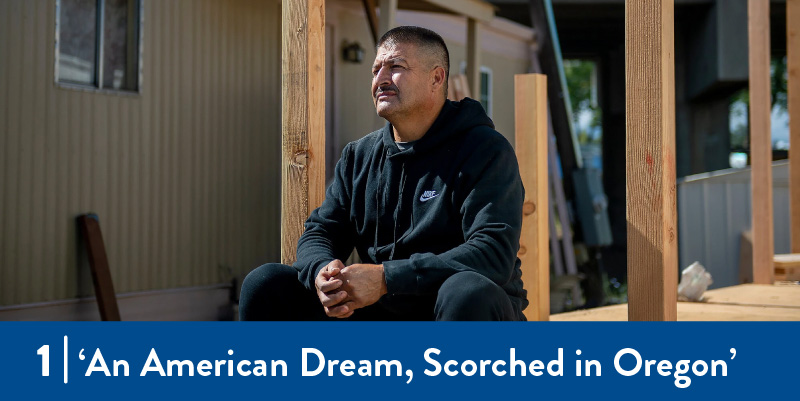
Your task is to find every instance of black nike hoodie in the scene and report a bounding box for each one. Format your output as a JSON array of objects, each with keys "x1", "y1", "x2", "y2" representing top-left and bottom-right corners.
[{"x1": 294, "y1": 98, "x2": 528, "y2": 314}]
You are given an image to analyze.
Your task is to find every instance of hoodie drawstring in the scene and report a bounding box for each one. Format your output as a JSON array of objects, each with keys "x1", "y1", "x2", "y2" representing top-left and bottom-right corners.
[
  {"x1": 389, "y1": 162, "x2": 406, "y2": 260},
  {"x1": 374, "y1": 149, "x2": 388, "y2": 258}
]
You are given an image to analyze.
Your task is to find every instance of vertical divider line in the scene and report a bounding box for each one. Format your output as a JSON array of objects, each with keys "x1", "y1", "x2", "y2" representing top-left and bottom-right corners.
[{"x1": 63, "y1": 335, "x2": 68, "y2": 384}]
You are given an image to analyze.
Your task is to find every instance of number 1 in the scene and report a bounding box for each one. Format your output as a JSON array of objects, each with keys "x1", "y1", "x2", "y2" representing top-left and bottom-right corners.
[{"x1": 37, "y1": 345, "x2": 49, "y2": 376}]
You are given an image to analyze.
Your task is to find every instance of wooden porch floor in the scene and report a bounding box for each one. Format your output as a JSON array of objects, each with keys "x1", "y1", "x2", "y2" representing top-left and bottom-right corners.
[{"x1": 551, "y1": 284, "x2": 800, "y2": 321}]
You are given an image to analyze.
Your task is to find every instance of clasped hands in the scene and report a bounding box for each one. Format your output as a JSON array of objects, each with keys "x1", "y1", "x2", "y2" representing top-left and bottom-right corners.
[{"x1": 314, "y1": 259, "x2": 388, "y2": 318}]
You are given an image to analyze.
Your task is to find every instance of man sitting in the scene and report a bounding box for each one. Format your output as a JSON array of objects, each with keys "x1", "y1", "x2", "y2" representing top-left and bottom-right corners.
[{"x1": 240, "y1": 26, "x2": 527, "y2": 321}]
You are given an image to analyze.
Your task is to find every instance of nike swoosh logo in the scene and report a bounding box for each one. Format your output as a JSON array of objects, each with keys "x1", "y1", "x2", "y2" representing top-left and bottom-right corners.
[{"x1": 419, "y1": 192, "x2": 440, "y2": 202}]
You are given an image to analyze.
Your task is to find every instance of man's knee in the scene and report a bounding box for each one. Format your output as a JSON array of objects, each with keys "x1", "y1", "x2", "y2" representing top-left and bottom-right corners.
[
  {"x1": 434, "y1": 271, "x2": 518, "y2": 321},
  {"x1": 240, "y1": 263, "x2": 301, "y2": 320},
  {"x1": 241, "y1": 263, "x2": 297, "y2": 296}
]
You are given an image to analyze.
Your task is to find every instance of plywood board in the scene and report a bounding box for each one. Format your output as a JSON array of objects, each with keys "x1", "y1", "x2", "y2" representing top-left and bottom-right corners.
[
  {"x1": 704, "y1": 283, "x2": 800, "y2": 307},
  {"x1": 552, "y1": 301, "x2": 800, "y2": 321}
]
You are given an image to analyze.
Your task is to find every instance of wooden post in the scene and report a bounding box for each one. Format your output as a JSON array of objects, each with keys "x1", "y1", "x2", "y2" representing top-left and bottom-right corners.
[
  {"x1": 378, "y1": 0, "x2": 397, "y2": 38},
  {"x1": 789, "y1": 0, "x2": 800, "y2": 253},
  {"x1": 361, "y1": 0, "x2": 379, "y2": 45},
  {"x1": 466, "y1": 19, "x2": 482, "y2": 99},
  {"x1": 748, "y1": 0, "x2": 774, "y2": 283},
  {"x1": 625, "y1": 0, "x2": 677, "y2": 321},
  {"x1": 282, "y1": 0, "x2": 326, "y2": 265},
  {"x1": 515, "y1": 74, "x2": 549, "y2": 321}
]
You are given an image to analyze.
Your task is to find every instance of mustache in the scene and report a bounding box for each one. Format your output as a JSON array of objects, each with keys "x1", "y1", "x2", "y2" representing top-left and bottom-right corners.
[{"x1": 374, "y1": 85, "x2": 399, "y2": 98}]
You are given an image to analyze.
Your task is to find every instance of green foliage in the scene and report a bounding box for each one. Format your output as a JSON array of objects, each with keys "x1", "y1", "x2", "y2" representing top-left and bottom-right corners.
[
  {"x1": 728, "y1": 56, "x2": 789, "y2": 151},
  {"x1": 771, "y1": 56, "x2": 788, "y2": 111},
  {"x1": 564, "y1": 59, "x2": 601, "y2": 145}
]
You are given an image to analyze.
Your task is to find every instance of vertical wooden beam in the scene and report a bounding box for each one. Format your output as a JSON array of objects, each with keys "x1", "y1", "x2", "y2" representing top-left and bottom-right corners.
[
  {"x1": 748, "y1": 0, "x2": 774, "y2": 283},
  {"x1": 515, "y1": 74, "x2": 549, "y2": 321},
  {"x1": 361, "y1": 0, "x2": 379, "y2": 45},
  {"x1": 789, "y1": 0, "x2": 800, "y2": 253},
  {"x1": 466, "y1": 19, "x2": 482, "y2": 99},
  {"x1": 282, "y1": 0, "x2": 326, "y2": 265},
  {"x1": 625, "y1": 0, "x2": 677, "y2": 321},
  {"x1": 378, "y1": 0, "x2": 397, "y2": 38}
]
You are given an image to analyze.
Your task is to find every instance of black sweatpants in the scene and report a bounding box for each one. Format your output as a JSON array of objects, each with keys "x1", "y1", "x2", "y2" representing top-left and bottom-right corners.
[{"x1": 239, "y1": 263, "x2": 525, "y2": 321}]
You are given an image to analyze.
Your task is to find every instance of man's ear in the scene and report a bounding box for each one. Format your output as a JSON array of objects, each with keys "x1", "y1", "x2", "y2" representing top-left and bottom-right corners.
[{"x1": 431, "y1": 66, "x2": 446, "y2": 92}]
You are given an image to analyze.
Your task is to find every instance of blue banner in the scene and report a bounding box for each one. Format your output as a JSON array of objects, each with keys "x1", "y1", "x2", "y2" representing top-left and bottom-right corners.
[{"x1": 0, "y1": 322, "x2": 796, "y2": 400}]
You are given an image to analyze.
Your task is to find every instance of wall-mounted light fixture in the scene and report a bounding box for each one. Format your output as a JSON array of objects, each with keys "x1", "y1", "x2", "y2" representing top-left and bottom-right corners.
[{"x1": 342, "y1": 41, "x2": 365, "y2": 63}]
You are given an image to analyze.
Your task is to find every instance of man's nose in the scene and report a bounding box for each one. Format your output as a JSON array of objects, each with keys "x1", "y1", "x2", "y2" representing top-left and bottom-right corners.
[{"x1": 375, "y1": 66, "x2": 391, "y2": 86}]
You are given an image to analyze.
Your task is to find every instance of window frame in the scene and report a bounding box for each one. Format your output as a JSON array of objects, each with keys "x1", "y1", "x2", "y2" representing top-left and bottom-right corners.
[
  {"x1": 479, "y1": 65, "x2": 493, "y2": 118},
  {"x1": 458, "y1": 61, "x2": 493, "y2": 118},
  {"x1": 54, "y1": 0, "x2": 144, "y2": 95}
]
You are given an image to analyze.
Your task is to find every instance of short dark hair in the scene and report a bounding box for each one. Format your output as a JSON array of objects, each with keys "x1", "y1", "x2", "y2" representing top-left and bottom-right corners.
[{"x1": 377, "y1": 26, "x2": 450, "y2": 94}]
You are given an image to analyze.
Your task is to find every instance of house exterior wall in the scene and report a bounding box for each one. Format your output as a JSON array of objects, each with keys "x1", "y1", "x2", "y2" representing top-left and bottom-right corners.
[
  {"x1": 327, "y1": 2, "x2": 387, "y2": 155},
  {"x1": 0, "y1": 0, "x2": 282, "y2": 307}
]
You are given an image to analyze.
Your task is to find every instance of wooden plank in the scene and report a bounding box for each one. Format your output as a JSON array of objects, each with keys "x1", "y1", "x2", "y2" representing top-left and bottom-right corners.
[
  {"x1": 466, "y1": 18, "x2": 481, "y2": 100},
  {"x1": 378, "y1": 0, "x2": 397, "y2": 37},
  {"x1": 749, "y1": 0, "x2": 775, "y2": 283},
  {"x1": 789, "y1": 0, "x2": 800, "y2": 253},
  {"x1": 625, "y1": 0, "x2": 678, "y2": 321},
  {"x1": 552, "y1": 301, "x2": 800, "y2": 322},
  {"x1": 361, "y1": 0, "x2": 379, "y2": 45},
  {"x1": 515, "y1": 73, "x2": 549, "y2": 321},
  {"x1": 282, "y1": 0, "x2": 326, "y2": 265},
  {"x1": 78, "y1": 215, "x2": 121, "y2": 321},
  {"x1": 703, "y1": 284, "x2": 800, "y2": 308},
  {"x1": 551, "y1": 304, "x2": 627, "y2": 321}
]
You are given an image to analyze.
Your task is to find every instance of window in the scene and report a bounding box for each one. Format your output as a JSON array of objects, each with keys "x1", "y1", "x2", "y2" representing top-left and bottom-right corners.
[
  {"x1": 56, "y1": 0, "x2": 141, "y2": 92},
  {"x1": 459, "y1": 62, "x2": 493, "y2": 117},
  {"x1": 478, "y1": 66, "x2": 492, "y2": 118}
]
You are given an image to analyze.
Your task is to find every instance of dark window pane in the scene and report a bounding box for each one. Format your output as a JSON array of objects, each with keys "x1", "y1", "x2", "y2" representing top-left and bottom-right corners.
[
  {"x1": 103, "y1": 0, "x2": 138, "y2": 90},
  {"x1": 58, "y1": 0, "x2": 97, "y2": 85}
]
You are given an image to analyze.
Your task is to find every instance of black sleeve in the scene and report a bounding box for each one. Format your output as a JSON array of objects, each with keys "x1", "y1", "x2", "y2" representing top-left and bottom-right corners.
[{"x1": 293, "y1": 144, "x2": 356, "y2": 291}]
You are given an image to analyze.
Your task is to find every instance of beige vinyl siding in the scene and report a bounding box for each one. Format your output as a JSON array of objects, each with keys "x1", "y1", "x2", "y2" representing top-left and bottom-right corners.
[
  {"x1": 448, "y1": 45, "x2": 530, "y2": 145},
  {"x1": 0, "y1": 0, "x2": 282, "y2": 306},
  {"x1": 329, "y1": 4, "x2": 386, "y2": 155}
]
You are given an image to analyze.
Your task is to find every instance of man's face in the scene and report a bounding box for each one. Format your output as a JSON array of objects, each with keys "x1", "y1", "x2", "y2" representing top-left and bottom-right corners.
[{"x1": 371, "y1": 42, "x2": 433, "y2": 120}]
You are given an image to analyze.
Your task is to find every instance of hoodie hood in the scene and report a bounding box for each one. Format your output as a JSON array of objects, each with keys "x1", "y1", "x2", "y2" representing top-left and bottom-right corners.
[{"x1": 381, "y1": 98, "x2": 494, "y2": 158}]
